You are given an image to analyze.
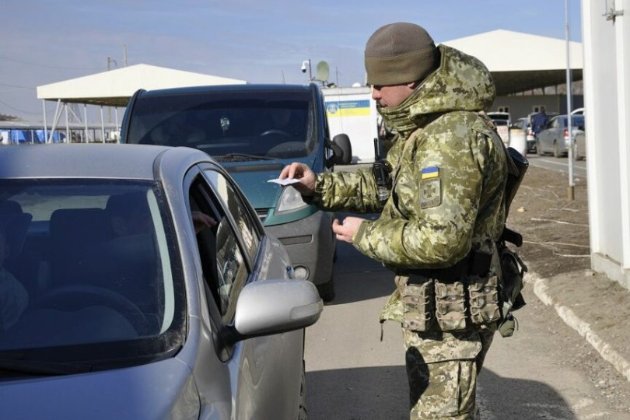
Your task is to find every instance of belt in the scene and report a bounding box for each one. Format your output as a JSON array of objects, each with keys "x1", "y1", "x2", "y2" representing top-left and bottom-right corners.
[{"x1": 398, "y1": 249, "x2": 492, "y2": 283}]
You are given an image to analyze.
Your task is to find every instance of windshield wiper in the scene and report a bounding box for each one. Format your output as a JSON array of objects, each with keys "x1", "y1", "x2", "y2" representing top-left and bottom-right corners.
[
  {"x1": 214, "y1": 153, "x2": 277, "y2": 162},
  {"x1": 0, "y1": 358, "x2": 90, "y2": 376}
]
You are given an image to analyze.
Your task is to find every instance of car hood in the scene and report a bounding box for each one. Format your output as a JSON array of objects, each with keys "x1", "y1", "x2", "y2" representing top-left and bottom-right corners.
[
  {"x1": 0, "y1": 358, "x2": 199, "y2": 419},
  {"x1": 222, "y1": 156, "x2": 317, "y2": 210}
]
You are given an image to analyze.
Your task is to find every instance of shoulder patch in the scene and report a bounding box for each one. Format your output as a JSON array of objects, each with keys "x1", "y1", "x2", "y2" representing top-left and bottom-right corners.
[
  {"x1": 420, "y1": 166, "x2": 442, "y2": 208},
  {"x1": 421, "y1": 166, "x2": 439, "y2": 179}
]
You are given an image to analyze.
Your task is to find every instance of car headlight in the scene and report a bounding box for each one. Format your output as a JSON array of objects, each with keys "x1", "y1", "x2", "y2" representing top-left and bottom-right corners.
[{"x1": 276, "y1": 186, "x2": 309, "y2": 213}]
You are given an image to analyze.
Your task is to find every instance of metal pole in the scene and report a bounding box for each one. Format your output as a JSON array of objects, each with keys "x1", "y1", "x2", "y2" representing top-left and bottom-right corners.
[
  {"x1": 83, "y1": 104, "x2": 88, "y2": 143},
  {"x1": 114, "y1": 108, "x2": 120, "y2": 143},
  {"x1": 565, "y1": 0, "x2": 575, "y2": 200},
  {"x1": 64, "y1": 103, "x2": 70, "y2": 143},
  {"x1": 100, "y1": 106, "x2": 105, "y2": 143},
  {"x1": 309, "y1": 59, "x2": 312, "y2": 82},
  {"x1": 42, "y1": 100, "x2": 47, "y2": 143}
]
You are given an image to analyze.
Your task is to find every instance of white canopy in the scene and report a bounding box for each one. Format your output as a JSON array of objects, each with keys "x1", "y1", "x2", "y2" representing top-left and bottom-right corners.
[
  {"x1": 36, "y1": 64, "x2": 246, "y2": 108},
  {"x1": 442, "y1": 29, "x2": 583, "y2": 95}
]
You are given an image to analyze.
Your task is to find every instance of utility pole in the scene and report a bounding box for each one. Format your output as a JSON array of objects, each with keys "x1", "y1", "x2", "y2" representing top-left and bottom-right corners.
[
  {"x1": 565, "y1": 0, "x2": 575, "y2": 200},
  {"x1": 106, "y1": 57, "x2": 118, "y2": 124}
]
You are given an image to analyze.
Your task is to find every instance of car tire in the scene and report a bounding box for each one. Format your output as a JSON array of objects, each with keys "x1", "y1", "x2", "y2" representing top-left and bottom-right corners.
[
  {"x1": 317, "y1": 277, "x2": 335, "y2": 302},
  {"x1": 553, "y1": 141, "x2": 561, "y2": 158}
]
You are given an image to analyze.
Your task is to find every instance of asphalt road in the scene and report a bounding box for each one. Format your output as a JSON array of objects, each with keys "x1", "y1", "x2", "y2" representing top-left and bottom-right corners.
[
  {"x1": 303, "y1": 219, "x2": 630, "y2": 419},
  {"x1": 526, "y1": 154, "x2": 587, "y2": 179}
]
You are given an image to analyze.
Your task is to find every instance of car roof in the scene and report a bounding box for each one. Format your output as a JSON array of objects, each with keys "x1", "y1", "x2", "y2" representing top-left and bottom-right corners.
[
  {"x1": 0, "y1": 143, "x2": 212, "y2": 180},
  {"x1": 139, "y1": 83, "x2": 317, "y2": 99}
]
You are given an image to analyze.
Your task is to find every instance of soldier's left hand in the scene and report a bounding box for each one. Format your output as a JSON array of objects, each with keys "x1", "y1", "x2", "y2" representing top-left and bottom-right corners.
[{"x1": 332, "y1": 217, "x2": 364, "y2": 243}]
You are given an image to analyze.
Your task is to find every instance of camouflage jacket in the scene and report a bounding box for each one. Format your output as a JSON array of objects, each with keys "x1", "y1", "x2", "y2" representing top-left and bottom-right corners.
[{"x1": 313, "y1": 45, "x2": 508, "y2": 322}]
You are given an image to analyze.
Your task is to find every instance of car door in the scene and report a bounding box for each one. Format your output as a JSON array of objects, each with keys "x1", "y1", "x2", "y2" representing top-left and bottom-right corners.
[
  {"x1": 538, "y1": 117, "x2": 555, "y2": 153},
  {"x1": 187, "y1": 163, "x2": 305, "y2": 419}
]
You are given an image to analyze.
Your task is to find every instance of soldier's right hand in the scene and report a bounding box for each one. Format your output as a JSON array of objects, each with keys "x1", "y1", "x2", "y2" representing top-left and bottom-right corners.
[{"x1": 279, "y1": 162, "x2": 316, "y2": 196}]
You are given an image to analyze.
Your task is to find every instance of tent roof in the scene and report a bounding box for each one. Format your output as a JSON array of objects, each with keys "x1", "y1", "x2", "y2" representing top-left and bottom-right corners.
[
  {"x1": 36, "y1": 64, "x2": 246, "y2": 107},
  {"x1": 442, "y1": 29, "x2": 583, "y2": 95}
]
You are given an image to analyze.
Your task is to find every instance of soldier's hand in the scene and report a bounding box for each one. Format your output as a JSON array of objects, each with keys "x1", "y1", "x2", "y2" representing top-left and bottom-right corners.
[
  {"x1": 332, "y1": 217, "x2": 364, "y2": 244},
  {"x1": 279, "y1": 162, "x2": 316, "y2": 196}
]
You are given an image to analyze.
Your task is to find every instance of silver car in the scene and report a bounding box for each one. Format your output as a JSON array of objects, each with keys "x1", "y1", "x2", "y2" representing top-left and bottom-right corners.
[
  {"x1": 536, "y1": 114, "x2": 585, "y2": 158},
  {"x1": 0, "y1": 144, "x2": 322, "y2": 419}
]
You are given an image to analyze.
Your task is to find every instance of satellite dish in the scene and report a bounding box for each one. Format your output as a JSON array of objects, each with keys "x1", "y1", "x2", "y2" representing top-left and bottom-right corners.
[{"x1": 315, "y1": 61, "x2": 330, "y2": 82}]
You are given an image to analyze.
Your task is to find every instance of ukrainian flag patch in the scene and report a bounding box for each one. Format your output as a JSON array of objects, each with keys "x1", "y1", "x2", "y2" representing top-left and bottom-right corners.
[
  {"x1": 421, "y1": 166, "x2": 439, "y2": 179},
  {"x1": 420, "y1": 166, "x2": 441, "y2": 208}
]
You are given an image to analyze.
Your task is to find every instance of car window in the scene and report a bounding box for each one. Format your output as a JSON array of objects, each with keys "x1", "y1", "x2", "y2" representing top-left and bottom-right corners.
[
  {"x1": 188, "y1": 174, "x2": 252, "y2": 321},
  {"x1": 202, "y1": 169, "x2": 260, "y2": 261},
  {"x1": 0, "y1": 179, "x2": 185, "y2": 362},
  {"x1": 127, "y1": 90, "x2": 316, "y2": 160}
]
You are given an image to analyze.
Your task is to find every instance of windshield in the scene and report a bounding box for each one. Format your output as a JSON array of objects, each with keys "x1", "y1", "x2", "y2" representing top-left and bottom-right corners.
[
  {"x1": 127, "y1": 90, "x2": 316, "y2": 160},
  {"x1": 0, "y1": 180, "x2": 184, "y2": 371}
]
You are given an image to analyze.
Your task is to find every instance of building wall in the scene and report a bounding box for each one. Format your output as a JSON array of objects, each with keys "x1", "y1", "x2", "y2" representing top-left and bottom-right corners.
[
  {"x1": 583, "y1": 0, "x2": 630, "y2": 290},
  {"x1": 491, "y1": 95, "x2": 584, "y2": 120}
]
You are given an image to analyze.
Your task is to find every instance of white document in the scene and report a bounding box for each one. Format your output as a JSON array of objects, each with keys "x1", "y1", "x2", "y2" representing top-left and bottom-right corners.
[{"x1": 267, "y1": 178, "x2": 301, "y2": 186}]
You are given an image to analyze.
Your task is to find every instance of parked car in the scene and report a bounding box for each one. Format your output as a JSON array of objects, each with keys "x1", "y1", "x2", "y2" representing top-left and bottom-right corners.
[
  {"x1": 487, "y1": 112, "x2": 511, "y2": 146},
  {"x1": 574, "y1": 131, "x2": 587, "y2": 160},
  {"x1": 536, "y1": 114, "x2": 585, "y2": 158},
  {"x1": 121, "y1": 83, "x2": 352, "y2": 301},
  {"x1": 511, "y1": 117, "x2": 537, "y2": 153},
  {"x1": 0, "y1": 144, "x2": 322, "y2": 419}
]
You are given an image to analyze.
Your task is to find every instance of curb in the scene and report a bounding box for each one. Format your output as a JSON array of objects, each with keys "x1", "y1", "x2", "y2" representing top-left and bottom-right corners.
[{"x1": 525, "y1": 271, "x2": 630, "y2": 382}]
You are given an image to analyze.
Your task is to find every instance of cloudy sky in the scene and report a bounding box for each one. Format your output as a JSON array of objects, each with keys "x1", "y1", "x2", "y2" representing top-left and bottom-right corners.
[{"x1": 1, "y1": 0, "x2": 583, "y2": 121}]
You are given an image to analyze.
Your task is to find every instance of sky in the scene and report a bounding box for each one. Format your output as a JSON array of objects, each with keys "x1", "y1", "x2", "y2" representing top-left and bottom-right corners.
[{"x1": 1, "y1": 0, "x2": 583, "y2": 122}]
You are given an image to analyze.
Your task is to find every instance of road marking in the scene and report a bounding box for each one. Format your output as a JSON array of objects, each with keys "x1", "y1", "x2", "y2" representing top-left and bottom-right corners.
[{"x1": 537, "y1": 158, "x2": 587, "y2": 170}]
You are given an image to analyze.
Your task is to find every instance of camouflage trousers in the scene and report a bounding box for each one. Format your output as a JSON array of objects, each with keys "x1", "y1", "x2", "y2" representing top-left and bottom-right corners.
[{"x1": 403, "y1": 326, "x2": 495, "y2": 419}]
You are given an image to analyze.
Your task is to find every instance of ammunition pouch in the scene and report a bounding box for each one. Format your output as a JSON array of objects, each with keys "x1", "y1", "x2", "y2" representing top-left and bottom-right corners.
[
  {"x1": 469, "y1": 275, "x2": 501, "y2": 325},
  {"x1": 435, "y1": 281, "x2": 467, "y2": 331},
  {"x1": 399, "y1": 249, "x2": 500, "y2": 333},
  {"x1": 401, "y1": 281, "x2": 435, "y2": 332}
]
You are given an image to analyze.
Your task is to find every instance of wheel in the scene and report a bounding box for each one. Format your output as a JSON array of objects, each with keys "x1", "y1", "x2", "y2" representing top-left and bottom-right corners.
[
  {"x1": 35, "y1": 285, "x2": 148, "y2": 333},
  {"x1": 317, "y1": 278, "x2": 335, "y2": 303},
  {"x1": 553, "y1": 141, "x2": 561, "y2": 158}
]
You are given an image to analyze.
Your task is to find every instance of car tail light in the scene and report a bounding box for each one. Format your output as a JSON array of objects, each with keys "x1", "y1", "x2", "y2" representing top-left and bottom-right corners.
[{"x1": 563, "y1": 128, "x2": 569, "y2": 140}]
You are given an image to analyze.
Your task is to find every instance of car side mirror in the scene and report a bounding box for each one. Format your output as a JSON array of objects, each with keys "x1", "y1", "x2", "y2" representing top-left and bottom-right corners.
[
  {"x1": 219, "y1": 279, "x2": 323, "y2": 347},
  {"x1": 328, "y1": 134, "x2": 352, "y2": 165}
]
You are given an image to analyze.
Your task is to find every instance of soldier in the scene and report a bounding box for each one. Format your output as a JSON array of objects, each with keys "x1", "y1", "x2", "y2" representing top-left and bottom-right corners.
[{"x1": 280, "y1": 22, "x2": 508, "y2": 418}]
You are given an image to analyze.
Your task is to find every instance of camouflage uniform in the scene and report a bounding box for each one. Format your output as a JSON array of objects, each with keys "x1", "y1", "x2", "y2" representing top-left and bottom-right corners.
[{"x1": 312, "y1": 45, "x2": 508, "y2": 419}]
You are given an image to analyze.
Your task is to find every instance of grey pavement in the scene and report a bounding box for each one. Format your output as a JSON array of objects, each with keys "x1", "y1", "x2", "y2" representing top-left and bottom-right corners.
[{"x1": 525, "y1": 267, "x2": 630, "y2": 383}]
